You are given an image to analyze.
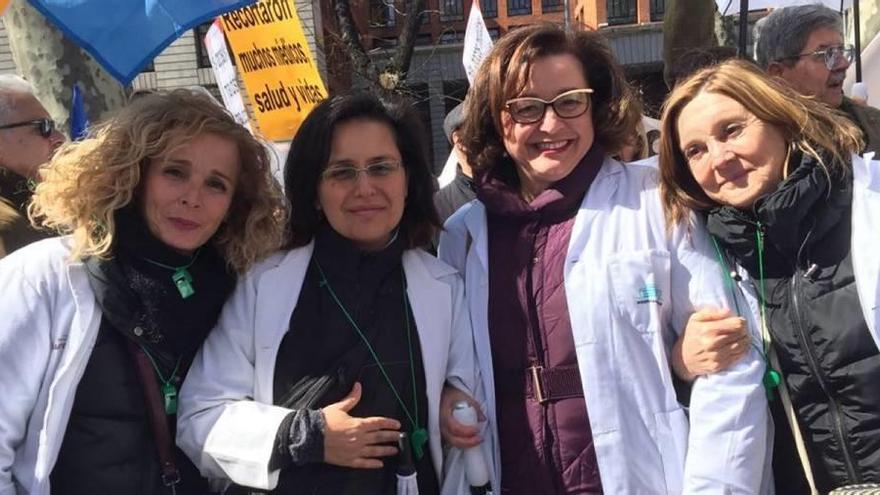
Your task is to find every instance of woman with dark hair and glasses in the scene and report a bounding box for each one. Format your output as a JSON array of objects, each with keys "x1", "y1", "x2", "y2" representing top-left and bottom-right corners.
[
  {"x1": 178, "y1": 92, "x2": 478, "y2": 494},
  {"x1": 437, "y1": 23, "x2": 770, "y2": 494}
]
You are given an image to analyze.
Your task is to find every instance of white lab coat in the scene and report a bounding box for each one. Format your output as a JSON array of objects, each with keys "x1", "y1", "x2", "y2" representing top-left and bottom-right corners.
[
  {"x1": 176, "y1": 242, "x2": 479, "y2": 493},
  {"x1": 0, "y1": 238, "x2": 102, "y2": 495},
  {"x1": 438, "y1": 158, "x2": 771, "y2": 494}
]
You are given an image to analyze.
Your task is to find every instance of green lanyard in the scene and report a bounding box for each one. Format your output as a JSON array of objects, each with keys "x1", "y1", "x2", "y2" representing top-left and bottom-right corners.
[
  {"x1": 141, "y1": 249, "x2": 200, "y2": 299},
  {"x1": 139, "y1": 344, "x2": 183, "y2": 415},
  {"x1": 709, "y1": 228, "x2": 781, "y2": 400},
  {"x1": 314, "y1": 259, "x2": 428, "y2": 460}
]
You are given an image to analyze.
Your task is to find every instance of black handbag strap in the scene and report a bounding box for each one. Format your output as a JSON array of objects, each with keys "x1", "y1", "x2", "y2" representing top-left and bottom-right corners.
[{"x1": 126, "y1": 339, "x2": 181, "y2": 492}]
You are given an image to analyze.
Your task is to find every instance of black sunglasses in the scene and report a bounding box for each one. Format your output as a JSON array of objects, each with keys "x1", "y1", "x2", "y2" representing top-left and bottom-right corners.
[{"x1": 0, "y1": 118, "x2": 55, "y2": 138}]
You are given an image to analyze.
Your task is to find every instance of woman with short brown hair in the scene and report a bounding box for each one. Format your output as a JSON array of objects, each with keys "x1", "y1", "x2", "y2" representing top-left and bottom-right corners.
[{"x1": 439, "y1": 24, "x2": 770, "y2": 495}]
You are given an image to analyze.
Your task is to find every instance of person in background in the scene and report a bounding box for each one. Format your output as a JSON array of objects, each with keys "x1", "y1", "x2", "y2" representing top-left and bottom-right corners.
[
  {"x1": 177, "y1": 92, "x2": 479, "y2": 495},
  {"x1": 434, "y1": 102, "x2": 476, "y2": 224},
  {"x1": 438, "y1": 23, "x2": 770, "y2": 494},
  {"x1": 0, "y1": 89, "x2": 285, "y2": 495},
  {"x1": 660, "y1": 59, "x2": 880, "y2": 494},
  {"x1": 755, "y1": 3, "x2": 880, "y2": 153},
  {"x1": 0, "y1": 75, "x2": 65, "y2": 258}
]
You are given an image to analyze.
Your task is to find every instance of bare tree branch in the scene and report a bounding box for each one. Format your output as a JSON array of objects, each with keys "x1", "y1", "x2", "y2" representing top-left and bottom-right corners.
[
  {"x1": 387, "y1": 0, "x2": 425, "y2": 87},
  {"x1": 333, "y1": 0, "x2": 380, "y2": 86}
]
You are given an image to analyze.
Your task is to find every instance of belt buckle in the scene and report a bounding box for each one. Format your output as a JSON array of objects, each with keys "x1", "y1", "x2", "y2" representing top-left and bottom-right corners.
[{"x1": 528, "y1": 365, "x2": 547, "y2": 404}]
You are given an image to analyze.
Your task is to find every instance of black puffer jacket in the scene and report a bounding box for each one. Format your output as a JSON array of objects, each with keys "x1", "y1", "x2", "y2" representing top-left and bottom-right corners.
[{"x1": 706, "y1": 152, "x2": 880, "y2": 494}]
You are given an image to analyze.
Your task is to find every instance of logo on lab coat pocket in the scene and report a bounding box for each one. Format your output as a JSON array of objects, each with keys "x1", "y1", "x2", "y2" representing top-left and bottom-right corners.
[{"x1": 636, "y1": 284, "x2": 662, "y2": 305}]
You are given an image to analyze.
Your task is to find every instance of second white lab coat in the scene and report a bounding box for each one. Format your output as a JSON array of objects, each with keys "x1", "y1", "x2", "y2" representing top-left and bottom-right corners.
[{"x1": 439, "y1": 158, "x2": 771, "y2": 494}]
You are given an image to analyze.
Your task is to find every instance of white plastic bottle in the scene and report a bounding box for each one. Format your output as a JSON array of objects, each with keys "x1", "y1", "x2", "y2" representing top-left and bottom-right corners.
[{"x1": 452, "y1": 401, "x2": 492, "y2": 494}]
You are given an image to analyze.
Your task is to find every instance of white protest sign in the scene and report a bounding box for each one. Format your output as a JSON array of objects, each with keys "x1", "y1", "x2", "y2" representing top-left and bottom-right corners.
[
  {"x1": 462, "y1": 0, "x2": 493, "y2": 84},
  {"x1": 205, "y1": 19, "x2": 251, "y2": 131}
]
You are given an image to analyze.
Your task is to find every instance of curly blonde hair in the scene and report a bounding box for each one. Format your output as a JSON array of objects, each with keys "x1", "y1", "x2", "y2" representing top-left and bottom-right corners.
[
  {"x1": 659, "y1": 59, "x2": 863, "y2": 227},
  {"x1": 30, "y1": 89, "x2": 286, "y2": 274}
]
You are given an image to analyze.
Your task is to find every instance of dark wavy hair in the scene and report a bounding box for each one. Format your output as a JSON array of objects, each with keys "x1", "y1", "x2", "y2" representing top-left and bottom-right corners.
[
  {"x1": 283, "y1": 91, "x2": 440, "y2": 249},
  {"x1": 461, "y1": 23, "x2": 643, "y2": 172}
]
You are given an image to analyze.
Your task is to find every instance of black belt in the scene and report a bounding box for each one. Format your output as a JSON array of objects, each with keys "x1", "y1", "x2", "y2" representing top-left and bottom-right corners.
[{"x1": 498, "y1": 364, "x2": 584, "y2": 404}]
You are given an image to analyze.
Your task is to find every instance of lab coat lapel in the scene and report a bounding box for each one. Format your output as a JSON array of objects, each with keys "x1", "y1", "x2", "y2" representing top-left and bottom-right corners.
[
  {"x1": 252, "y1": 243, "x2": 314, "y2": 403},
  {"x1": 851, "y1": 152, "x2": 880, "y2": 351}
]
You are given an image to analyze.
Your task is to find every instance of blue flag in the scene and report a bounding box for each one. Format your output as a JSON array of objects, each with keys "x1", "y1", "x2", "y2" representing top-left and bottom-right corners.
[
  {"x1": 69, "y1": 83, "x2": 88, "y2": 140},
  {"x1": 27, "y1": 0, "x2": 258, "y2": 84}
]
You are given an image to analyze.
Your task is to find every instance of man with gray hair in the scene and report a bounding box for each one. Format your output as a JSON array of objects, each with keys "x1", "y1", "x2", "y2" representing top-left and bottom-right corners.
[
  {"x1": 0, "y1": 75, "x2": 64, "y2": 258},
  {"x1": 755, "y1": 4, "x2": 880, "y2": 153}
]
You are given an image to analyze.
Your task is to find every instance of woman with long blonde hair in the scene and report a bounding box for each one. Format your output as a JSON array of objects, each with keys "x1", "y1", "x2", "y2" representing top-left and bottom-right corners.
[
  {"x1": 659, "y1": 59, "x2": 880, "y2": 493},
  {"x1": 0, "y1": 89, "x2": 285, "y2": 495}
]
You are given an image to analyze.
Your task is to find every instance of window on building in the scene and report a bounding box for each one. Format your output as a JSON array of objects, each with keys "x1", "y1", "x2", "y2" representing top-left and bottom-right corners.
[
  {"x1": 481, "y1": 0, "x2": 498, "y2": 18},
  {"x1": 369, "y1": 0, "x2": 397, "y2": 27},
  {"x1": 606, "y1": 0, "x2": 636, "y2": 24},
  {"x1": 415, "y1": 33, "x2": 433, "y2": 46},
  {"x1": 194, "y1": 21, "x2": 235, "y2": 69},
  {"x1": 440, "y1": 0, "x2": 465, "y2": 21},
  {"x1": 650, "y1": 0, "x2": 665, "y2": 21},
  {"x1": 403, "y1": 83, "x2": 433, "y2": 160},
  {"x1": 542, "y1": 0, "x2": 564, "y2": 13},
  {"x1": 439, "y1": 30, "x2": 465, "y2": 44},
  {"x1": 487, "y1": 27, "x2": 501, "y2": 40},
  {"x1": 443, "y1": 80, "x2": 469, "y2": 115},
  {"x1": 507, "y1": 0, "x2": 531, "y2": 15},
  {"x1": 375, "y1": 36, "x2": 400, "y2": 49}
]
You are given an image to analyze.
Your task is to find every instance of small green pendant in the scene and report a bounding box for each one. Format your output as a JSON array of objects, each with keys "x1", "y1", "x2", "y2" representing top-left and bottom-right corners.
[
  {"x1": 410, "y1": 427, "x2": 428, "y2": 460},
  {"x1": 763, "y1": 368, "x2": 781, "y2": 400},
  {"x1": 161, "y1": 382, "x2": 178, "y2": 415},
  {"x1": 172, "y1": 268, "x2": 195, "y2": 299}
]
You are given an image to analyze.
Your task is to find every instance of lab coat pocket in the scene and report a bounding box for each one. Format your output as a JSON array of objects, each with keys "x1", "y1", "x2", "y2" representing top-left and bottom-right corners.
[
  {"x1": 607, "y1": 250, "x2": 671, "y2": 334},
  {"x1": 652, "y1": 408, "x2": 689, "y2": 495}
]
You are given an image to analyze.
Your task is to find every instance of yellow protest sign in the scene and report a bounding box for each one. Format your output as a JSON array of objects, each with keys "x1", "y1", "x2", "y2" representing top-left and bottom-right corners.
[{"x1": 221, "y1": 0, "x2": 326, "y2": 141}]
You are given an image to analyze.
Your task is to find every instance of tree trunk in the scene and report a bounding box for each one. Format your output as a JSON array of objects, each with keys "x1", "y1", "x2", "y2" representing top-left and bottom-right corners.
[
  {"x1": 331, "y1": 0, "x2": 424, "y2": 92},
  {"x1": 662, "y1": 0, "x2": 717, "y2": 87},
  {"x1": 3, "y1": 0, "x2": 126, "y2": 134}
]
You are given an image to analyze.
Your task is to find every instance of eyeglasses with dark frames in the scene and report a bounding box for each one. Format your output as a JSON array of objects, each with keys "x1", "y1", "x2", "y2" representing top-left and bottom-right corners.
[
  {"x1": 504, "y1": 88, "x2": 595, "y2": 125},
  {"x1": 0, "y1": 118, "x2": 56, "y2": 138},
  {"x1": 779, "y1": 44, "x2": 854, "y2": 71},
  {"x1": 321, "y1": 161, "x2": 403, "y2": 183}
]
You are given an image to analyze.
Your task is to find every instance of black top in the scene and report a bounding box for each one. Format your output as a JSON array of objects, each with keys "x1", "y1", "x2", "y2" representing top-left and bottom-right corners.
[
  {"x1": 706, "y1": 151, "x2": 880, "y2": 492},
  {"x1": 51, "y1": 208, "x2": 235, "y2": 495},
  {"x1": 271, "y1": 225, "x2": 439, "y2": 495},
  {"x1": 434, "y1": 167, "x2": 475, "y2": 225}
]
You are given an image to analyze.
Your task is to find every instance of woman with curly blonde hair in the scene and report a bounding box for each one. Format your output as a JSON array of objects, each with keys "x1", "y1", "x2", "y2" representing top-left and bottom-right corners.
[{"x1": 0, "y1": 88, "x2": 285, "y2": 495}]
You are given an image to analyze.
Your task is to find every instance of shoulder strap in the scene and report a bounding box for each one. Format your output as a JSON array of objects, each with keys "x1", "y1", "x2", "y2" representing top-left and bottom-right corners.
[
  {"x1": 126, "y1": 339, "x2": 181, "y2": 492},
  {"x1": 769, "y1": 348, "x2": 819, "y2": 495}
]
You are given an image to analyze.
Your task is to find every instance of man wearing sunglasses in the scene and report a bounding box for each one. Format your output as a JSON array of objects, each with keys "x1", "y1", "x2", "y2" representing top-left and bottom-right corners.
[
  {"x1": 0, "y1": 75, "x2": 64, "y2": 258},
  {"x1": 755, "y1": 4, "x2": 880, "y2": 153}
]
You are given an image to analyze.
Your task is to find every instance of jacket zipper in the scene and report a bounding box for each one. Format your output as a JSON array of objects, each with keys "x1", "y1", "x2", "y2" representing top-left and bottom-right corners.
[{"x1": 790, "y1": 272, "x2": 861, "y2": 483}]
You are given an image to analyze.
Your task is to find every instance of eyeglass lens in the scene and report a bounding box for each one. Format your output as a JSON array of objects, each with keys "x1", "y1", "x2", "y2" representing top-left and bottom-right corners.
[
  {"x1": 508, "y1": 91, "x2": 591, "y2": 124},
  {"x1": 825, "y1": 46, "x2": 853, "y2": 70}
]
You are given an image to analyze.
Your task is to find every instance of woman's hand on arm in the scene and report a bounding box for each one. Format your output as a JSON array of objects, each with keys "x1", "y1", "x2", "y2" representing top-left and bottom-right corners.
[
  {"x1": 321, "y1": 382, "x2": 401, "y2": 469},
  {"x1": 672, "y1": 307, "x2": 751, "y2": 382},
  {"x1": 439, "y1": 385, "x2": 484, "y2": 449}
]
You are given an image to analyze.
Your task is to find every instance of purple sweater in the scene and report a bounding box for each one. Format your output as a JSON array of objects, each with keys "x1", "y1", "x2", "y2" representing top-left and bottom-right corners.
[{"x1": 476, "y1": 146, "x2": 605, "y2": 494}]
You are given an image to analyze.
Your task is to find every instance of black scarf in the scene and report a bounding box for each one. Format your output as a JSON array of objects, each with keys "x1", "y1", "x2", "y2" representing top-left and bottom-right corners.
[
  {"x1": 85, "y1": 207, "x2": 235, "y2": 368},
  {"x1": 0, "y1": 169, "x2": 33, "y2": 213},
  {"x1": 705, "y1": 150, "x2": 851, "y2": 277}
]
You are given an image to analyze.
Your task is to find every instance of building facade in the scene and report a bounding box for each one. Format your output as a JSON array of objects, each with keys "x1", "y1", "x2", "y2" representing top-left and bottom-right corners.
[{"x1": 319, "y1": 0, "x2": 668, "y2": 169}]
